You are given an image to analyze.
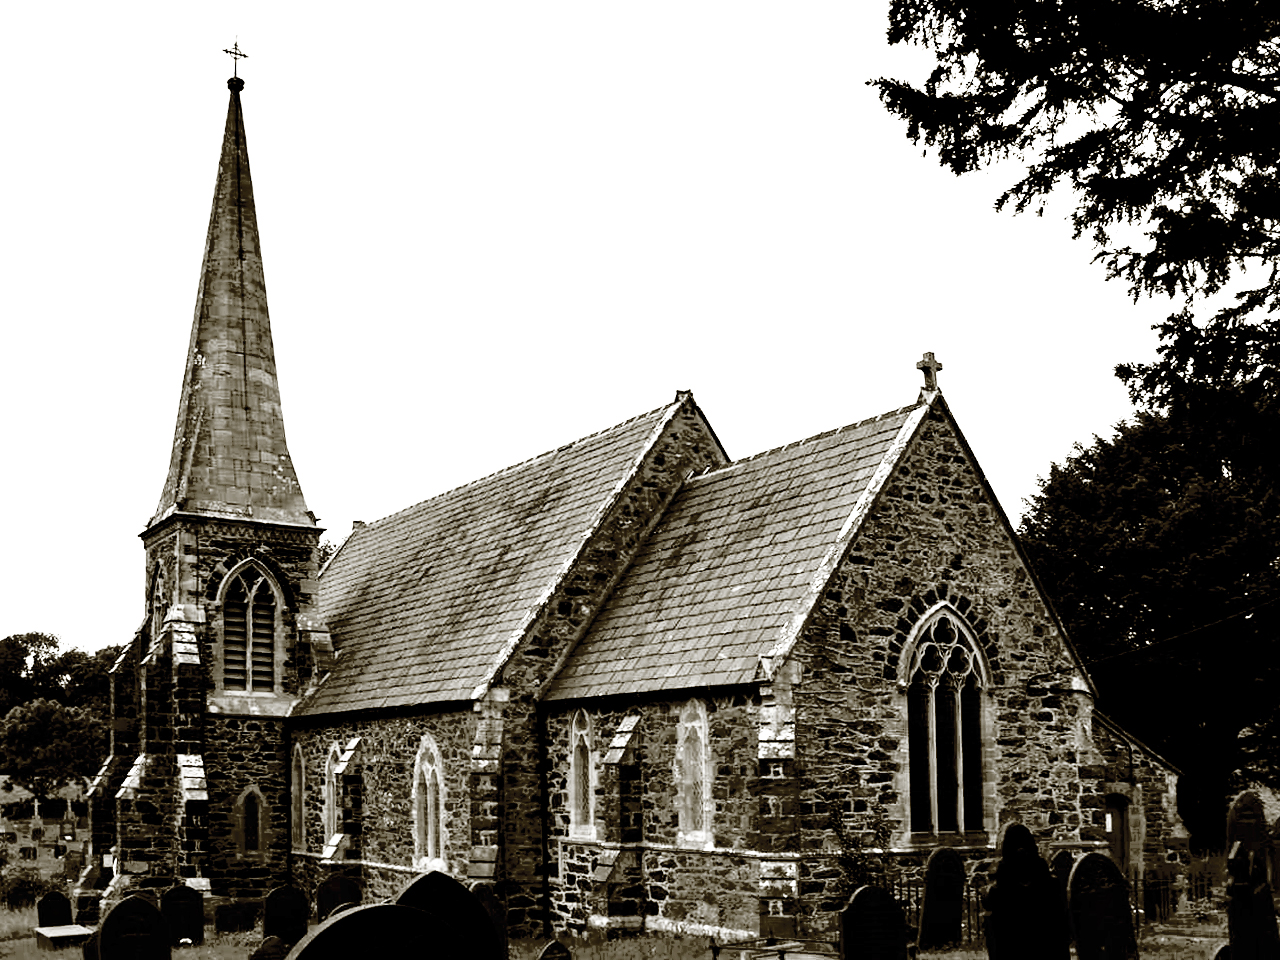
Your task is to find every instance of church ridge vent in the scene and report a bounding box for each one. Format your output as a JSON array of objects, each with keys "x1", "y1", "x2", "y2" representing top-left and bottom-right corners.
[
  {"x1": 351, "y1": 399, "x2": 684, "y2": 531},
  {"x1": 687, "y1": 400, "x2": 926, "y2": 482}
]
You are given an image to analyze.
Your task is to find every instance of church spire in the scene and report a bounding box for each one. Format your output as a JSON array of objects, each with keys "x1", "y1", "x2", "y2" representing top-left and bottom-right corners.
[{"x1": 150, "y1": 76, "x2": 313, "y2": 529}]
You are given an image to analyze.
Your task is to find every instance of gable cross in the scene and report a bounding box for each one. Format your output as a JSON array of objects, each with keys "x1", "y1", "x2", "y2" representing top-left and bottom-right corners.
[
  {"x1": 223, "y1": 41, "x2": 248, "y2": 77},
  {"x1": 917, "y1": 352, "x2": 943, "y2": 391}
]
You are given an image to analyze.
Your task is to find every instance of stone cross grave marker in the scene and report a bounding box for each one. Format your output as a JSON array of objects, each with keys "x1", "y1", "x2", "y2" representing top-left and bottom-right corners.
[
  {"x1": 983, "y1": 823, "x2": 1070, "y2": 960},
  {"x1": 1068, "y1": 852, "x2": 1139, "y2": 960},
  {"x1": 98, "y1": 894, "x2": 171, "y2": 960},
  {"x1": 839, "y1": 885, "x2": 908, "y2": 960},
  {"x1": 285, "y1": 903, "x2": 432, "y2": 960},
  {"x1": 917, "y1": 847, "x2": 966, "y2": 950},
  {"x1": 1226, "y1": 791, "x2": 1280, "y2": 960},
  {"x1": 395, "y1": 870, "x2": 504, "y2": 960},
  {"x1": 160, "y1": 884, "x2": 204, "y2": 946},
  {"x1": 315, "y1": 874, "x2": 362, "y2": 922},
  {"x1": 537, "y1": 942, "x2": 572, "y2": 960},
  {"x1": 38, "y1": 891, "x2": 74, "y2": 927},
  {"x1": 263, "y1": 884, "x2": 310, "y2": 948}
]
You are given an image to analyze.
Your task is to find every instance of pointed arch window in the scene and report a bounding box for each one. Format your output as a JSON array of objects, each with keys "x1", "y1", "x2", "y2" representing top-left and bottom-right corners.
[
  {"x1": 677, "y1": 699, "x2": 712, "y2": 846},
  {"x1": 569, "y1": 711, "x2": 595, "y2": 838},
  {"x1": 291, "y1": 745, "x2": 305, "y2": 850},
  {"x1": 412, "y1": 733, "x2": 446, "y2": 869},
  {"x1": 906, "y1": 608, "x2": 987, "y2": 835},
  {"x1": 236, "y1": 785, "x2": 266, "y2": 857},
  {"x1": 323, "y1": 743, "x2": 342, "y2": 841},
  {"x1": 220, "y1": 563, "x2": 280, "y2": 692}
]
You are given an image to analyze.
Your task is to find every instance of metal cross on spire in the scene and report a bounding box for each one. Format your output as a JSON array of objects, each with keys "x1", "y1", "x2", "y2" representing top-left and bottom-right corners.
[
  {"x1": 223, "y1": 41, "x2": 248, "y2": 77},
  {"x1": 916, "y1": 351, "x2": 943, "y2": 391}
]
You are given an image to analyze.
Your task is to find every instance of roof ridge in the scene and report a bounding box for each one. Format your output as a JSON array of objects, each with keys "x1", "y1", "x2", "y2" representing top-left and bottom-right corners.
[
  {"x1": 689, "y1": 400, "x2": 923, "y2": 480},
  {"x1": 360, "y1": 401, "x2": 680, "y2": 530}
]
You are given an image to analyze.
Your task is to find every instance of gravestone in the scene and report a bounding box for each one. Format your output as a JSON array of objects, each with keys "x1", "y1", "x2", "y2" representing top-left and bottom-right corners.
[
  {"x1": 263, "y1": 885, "x2": 310, "y2": 947},
  {"x1": 1226, "y1": 791, "x2": 1280, "y2": 960},
  {"x1": 395, "y1": 871, "x2": 504, "y2": 960},
  {"x1": 983, "y1": 823, "x2": 1070, "y2": 960},
  {"x1": 472, "y1": 880, "x2": 508, "y2": 960},
  {"x1": 315, "y1": 874, "x2": 362, "y2": 922},
  {"x1": 1068, "y1": 852, "x2": 1139, "y2": 960},
  {"x1": 917, "y1": 847, "x2": 965, "y2": 950},
  {"x1": 34, "y1": 889, "x2": 94, "y2": 952},
  {"x1": 537, "y1": 942, "x2": 572, "y2": 960},
  {"x1": 838, "y1": 885, "x2": 908, "y2": 960},
  {"x1": 161, "y1": 884, "x2": 205, "y2": 946},
  {"x1": 285, "y1": 904, "x2": 437, "y2": 960},
  {"x1": 38, "y1": 891, "x2": 74, "y2": 927},
  {"x1": 1052, "y1": 851, "x2": 1075, "y2": 891},
  {"x1": 214, "y1": 900, "x2": 258, "y2": 933},
  {"x1": 99, "y1": 894, "x2": 171, "y2": 960},
  {"x1": 249, "y1": 935, "x2": 291, "y2": 960}
]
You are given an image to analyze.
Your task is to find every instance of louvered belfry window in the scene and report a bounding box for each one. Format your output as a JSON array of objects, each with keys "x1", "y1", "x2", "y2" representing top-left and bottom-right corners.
[{"x1": 222, "y1": 567, "x2": 277, "y2": 691}]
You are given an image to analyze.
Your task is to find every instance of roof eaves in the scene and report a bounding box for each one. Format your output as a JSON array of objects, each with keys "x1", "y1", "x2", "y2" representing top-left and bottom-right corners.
[
  {"x1": 469, "y1": 397, "x2": 690, "y2": 701},
  {"x1": 1093, "y1": 710, "x2": 1183, "y2": 777},
  {"x1": 761, "y1": 395, "x2": 936, "y2": 677}
]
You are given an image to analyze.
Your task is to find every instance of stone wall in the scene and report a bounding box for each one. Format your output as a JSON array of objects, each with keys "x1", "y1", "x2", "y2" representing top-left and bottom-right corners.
[
  {"x1": 782, "y1": 405, "x2": 1098, "y2": 937},
  {"x1": 544, "y1": 694, "x2": 760, "y2": 941},
  {"x1": 288, "y1": 708, "x2": 475, "y2": 902}
]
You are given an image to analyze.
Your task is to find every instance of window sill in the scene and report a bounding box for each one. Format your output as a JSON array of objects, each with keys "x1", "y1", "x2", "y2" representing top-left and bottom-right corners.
[
  {"x1": 209, "y1": 692, "x2": 294, "y2": 716},
  {"x1": 905, "y1": 830, "x2": 991, "y2": 849}
]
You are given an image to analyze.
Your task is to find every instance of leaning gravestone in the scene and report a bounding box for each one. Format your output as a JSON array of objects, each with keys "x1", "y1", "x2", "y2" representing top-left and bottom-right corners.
[
  {"x1": 395, "y1": 871, "x2": 504, "y2": 960},
  {"x1": 917, "y1": 847, "x2": 966, "y2": 950},
  {"x1": 839, "y1": 885, "x2": 908, "y2": 960},
  {"x1": 98, "y1": 894, "x2": 171, "y2": 960},
  {"x1": 1068, "y1": 852, "x2": 1139, "y2": 960},
  {"x1": 1226, "y1": 791, "x2": 1280, "y2": 960},
  {"x1": 315, "y1": 875, "x2": 362, "y2": 922},
  {"x1": 285, "y1": 904, "x2": 436, "y2": 960},
  {"x1": 160, "y1": 884, "x2": 205, "y2": 946},
  {"x1": 983, "y1": 823, "x2": 1070, "y2": 960},
  {"x1": 263, "y1": 885, "x2": 310, "y2": 948}
]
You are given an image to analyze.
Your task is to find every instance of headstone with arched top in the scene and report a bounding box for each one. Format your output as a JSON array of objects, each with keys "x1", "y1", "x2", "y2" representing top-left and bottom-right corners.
[
  {"x1": 839, "y1": 885, "x2": 908, "y2": 960},
  {"x1": 917, "y1": 847, "x2": 966, "y2": 950},
  {"x1": 394, "y1": 871, "x2": 503, "y2": 960},
  {"x1": 315, "y1": 874, "x2": 361, "y2": 922},
  {"x1": 983, "y1": 823, "x2": 1070, "y2": 960},
  {"x1": 1068, "y1": 852, "x2": 1138, "y2": 960},
  {"x1": 1227, "y1": 791, "x2": 1280, "y2": 960},
  {"x1": 99, "y1": 895, "x2": 170, "y2": 960}
]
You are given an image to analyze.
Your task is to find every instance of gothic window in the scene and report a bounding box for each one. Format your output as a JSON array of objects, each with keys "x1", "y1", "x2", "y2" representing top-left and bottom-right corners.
[
  {"x1": 906, "y1": 608, "x2": 987, "y2": 835},
  {"x1": 291, "y1": 745, "x2": 305, "y2": 850},
  {"x1": 569, "y1": 711, "x2": 595, "y2": 838},
  {"x1": 219, "y1": 562, "x2": 280, "y2": 692},
  {"x1": 323, "y1": 744, "x2": 341, "y2": 841},
  {"x1": 236, "y1": 785, "x2": 265, "y2": 856},
  {"x1": 412, "y1": 733, "x2": 446, "y2": 869},
  {"x1": 676, "y1": 699, "x2": 712, "y2": 846}
]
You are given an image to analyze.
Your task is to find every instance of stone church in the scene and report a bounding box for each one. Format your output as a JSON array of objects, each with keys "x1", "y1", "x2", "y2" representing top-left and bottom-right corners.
[{"x1": 78, "y1": 77, "x2": 1187, "y2": 942}]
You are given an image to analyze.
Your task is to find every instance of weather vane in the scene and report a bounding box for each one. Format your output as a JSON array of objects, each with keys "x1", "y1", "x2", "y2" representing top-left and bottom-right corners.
[{"x1": 223, "y1": 41, "x2": 248, "y2": 77}]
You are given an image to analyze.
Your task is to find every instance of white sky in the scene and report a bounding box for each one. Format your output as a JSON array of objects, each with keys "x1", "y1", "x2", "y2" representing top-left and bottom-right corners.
[{"x1": 1, "y1": 2, "x2": 1183, "y2": 654}]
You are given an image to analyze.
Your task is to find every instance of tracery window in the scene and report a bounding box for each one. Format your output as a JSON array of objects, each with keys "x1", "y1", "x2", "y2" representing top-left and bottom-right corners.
[
  {"x1": 906, "y1": 608, "x2": 986, "y2": 835},
  {"x1": 569, "y1": 711, "x2": 595, "y2": 837},
  {"x1": 220, "y1": 563, "x2": 280, "y2": 692},
  {"x1": 291, "y1": 745, "x2": 305, "y2": 849},
  {"x1": 323, "y1": 743, "x2": 341, "y2": 841},
  {"x1": 412, "y1": 733, "x2": 446, "y2": 869},
  {"x1": 676, "y1": 699, "x2": 712, "y2": 845}
]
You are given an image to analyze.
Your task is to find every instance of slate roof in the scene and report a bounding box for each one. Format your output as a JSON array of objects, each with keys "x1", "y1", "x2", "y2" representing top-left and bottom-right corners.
[
  {"x1": 296, "y1": 401, "x2": 681, "y2": 715},
  {"x1": 545, "y1": 402, "x2": 922, "y2": 700}
]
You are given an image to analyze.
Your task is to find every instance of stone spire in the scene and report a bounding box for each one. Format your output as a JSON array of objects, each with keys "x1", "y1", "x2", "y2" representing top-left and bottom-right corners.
[{"x1": 150, "y1": 77, "x2": 313, "y2": 528}]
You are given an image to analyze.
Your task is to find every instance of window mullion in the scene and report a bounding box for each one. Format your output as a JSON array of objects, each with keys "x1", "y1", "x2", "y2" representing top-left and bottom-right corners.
[
  {"x1": 953, "y1": 680, "x2": 965, "y2": 832},
  {"x1": 927, "y1": 679, "x2": 938, "y2": 834}
]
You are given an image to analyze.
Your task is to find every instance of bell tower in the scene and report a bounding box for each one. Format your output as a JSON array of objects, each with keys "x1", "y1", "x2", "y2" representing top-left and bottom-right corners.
[{"x1": 86, "y1": 73, "x2": 324, "y2": 910}]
